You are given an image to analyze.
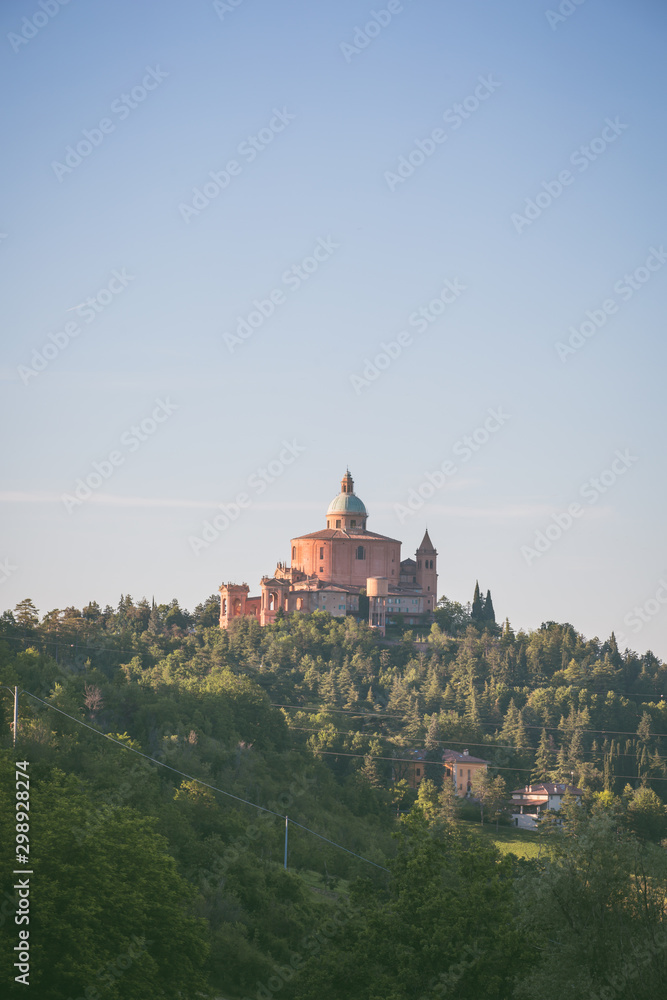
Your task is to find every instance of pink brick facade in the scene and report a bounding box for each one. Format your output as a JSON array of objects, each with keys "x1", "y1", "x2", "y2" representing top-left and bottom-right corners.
[{"x1": 219, "y1": 471, "x2": 438, "y2": 629}]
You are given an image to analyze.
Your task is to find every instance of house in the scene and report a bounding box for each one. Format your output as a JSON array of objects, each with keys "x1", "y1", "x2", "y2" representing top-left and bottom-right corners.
[
  {"x1": 442, "y1": 749, "x2": 490, "y2": 795},
  {"x1": 403, "y1": 748, "x2": 489, "y2": 795},
  {"x1": 510, "y1": 782, "x2": 584, "y2": 829}
]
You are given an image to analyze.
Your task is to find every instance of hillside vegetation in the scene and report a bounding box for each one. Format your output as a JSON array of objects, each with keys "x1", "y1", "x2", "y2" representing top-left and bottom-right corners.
[{"x1": 1, "y1": 595, "x2": 666, "y2": 998}]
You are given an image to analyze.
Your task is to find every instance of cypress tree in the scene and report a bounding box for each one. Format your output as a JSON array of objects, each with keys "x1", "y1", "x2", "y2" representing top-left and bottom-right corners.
[
  {"x1": 471, "y1": 581, "x2": 484, "y2": 624},
  {"x1": 484, "y1": 589, "x2": 496, "y2": 625}
]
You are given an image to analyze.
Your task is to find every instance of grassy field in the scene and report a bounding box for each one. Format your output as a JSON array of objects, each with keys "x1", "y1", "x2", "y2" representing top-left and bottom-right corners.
[{"x1": 461, "y1": 819, "x2": 544, "y2": 859}]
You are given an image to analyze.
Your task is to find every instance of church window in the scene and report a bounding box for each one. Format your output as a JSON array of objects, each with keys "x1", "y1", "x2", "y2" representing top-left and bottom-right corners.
[
  {"x1": 221, "y1": 598, "x2": 227, "y2": 615},
  {"x1": 336, "y1": 519, "x2": 341, "y2": 528},
  {"x1": 269, "y1": 592, "x2": 278, "y2": 611},
  {"x1": 356, "y1": 546, "x2": 365, "y2": 560},
  {"x1": 319, "y1": 567, "x2": 323, "y2": 573},
  {"x1": 319, "y1": 546, "x2": 324, "y2": 559},
  {"x1": 418, "y1": 560, "x2": 421, "y2": 569},
  {"x1": 350, "y1": 519, "x2": 356, "y2": 527},
  {"x1": 292, "y1": 546, "x2": 296, "y2": 559}
]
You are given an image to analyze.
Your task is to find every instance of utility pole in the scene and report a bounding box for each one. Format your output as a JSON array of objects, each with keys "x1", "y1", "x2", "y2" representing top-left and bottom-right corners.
[
  {"x1": 284, "y1": 816, "x2": 289, "y2": 870},
  {"x1": 3, "y1": 686, "x2": 19, "y2": 745}
]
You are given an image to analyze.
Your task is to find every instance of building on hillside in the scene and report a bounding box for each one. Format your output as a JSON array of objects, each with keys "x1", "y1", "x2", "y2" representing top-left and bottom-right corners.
[
  {"x1": 509, "y1": 782, "x2": 584, "y2": 829},
  {"x1": 219, "y1": 470, "x2": 438, "y2": 630},
  {"x1": 443, "y1": 749, "x2": 490, "y2": 795},
  {"x1": 402, "y1": 747, "x2": 489, "y2": 794}
]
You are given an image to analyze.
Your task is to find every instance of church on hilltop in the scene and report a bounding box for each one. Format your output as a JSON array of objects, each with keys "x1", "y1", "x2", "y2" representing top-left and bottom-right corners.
[{"x1": 219, "y1": 470, "x2": 438, "y2": 630}]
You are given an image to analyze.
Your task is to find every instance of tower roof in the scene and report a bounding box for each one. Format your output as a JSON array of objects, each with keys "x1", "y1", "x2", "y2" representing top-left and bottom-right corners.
[
  {"x1": 326, "y1": 470, "x2": 367, "y2": 516},
  {"x1": 418, "y1": 528, "x2": 435, "y2": 552}
]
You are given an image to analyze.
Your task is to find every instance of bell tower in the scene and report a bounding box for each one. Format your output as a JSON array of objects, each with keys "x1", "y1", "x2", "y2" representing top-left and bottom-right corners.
[
  {"x1": 416, "y1": 529, "x2": 438, "y2": 611},
  {"x1": 218, "y1": 583, "x2": 249, "y2": 629}
]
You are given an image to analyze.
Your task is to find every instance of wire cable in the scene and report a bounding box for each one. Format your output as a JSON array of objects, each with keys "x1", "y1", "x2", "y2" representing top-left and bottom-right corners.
[{"x1": 21, "y1": 690, "x2": 389, "y2": 872}]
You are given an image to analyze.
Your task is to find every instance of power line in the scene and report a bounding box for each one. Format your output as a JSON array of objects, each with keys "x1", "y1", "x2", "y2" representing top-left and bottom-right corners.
[
  {"x1": 287, "y1": 726, "x2": 667, "y2": 765},
  {"x1": 20, "y1": 691, "x2": 389, "y2": 873},
  {"x1": 298, "y1": 748, "x2": 667, "y2": 783},
  {"x1": 275, "y1": 703, "x2": 667, "y2": 741}
]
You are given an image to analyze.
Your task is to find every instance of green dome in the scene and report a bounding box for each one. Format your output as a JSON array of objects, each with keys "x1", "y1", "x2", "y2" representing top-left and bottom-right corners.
[{"x1": 327, "y1": 492, "x2": 367, "y2": 516}]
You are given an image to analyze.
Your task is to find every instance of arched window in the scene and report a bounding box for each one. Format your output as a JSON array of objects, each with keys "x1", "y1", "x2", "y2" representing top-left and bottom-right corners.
[
  {"x1": 297, "y1": 597, "x2": 304, "y2": 610},
  {"x1": 269, "y1": 592, "x2": 278, "y2": 611},
  {"x1": 430, "y1": 559, "x2": 434, "y2": 569},
  {"x1": 356, "y1": 545, "x2": 365, "y2": 560},
  {"x1": 221, "y1": 598, "x2": 227, "y2": 615},
  {"x1": 292, "y1": 546, "x2": 296, "y2": 559},
  {"x1": 233, "y1": 598, "x2": 242, "y2": 616}
]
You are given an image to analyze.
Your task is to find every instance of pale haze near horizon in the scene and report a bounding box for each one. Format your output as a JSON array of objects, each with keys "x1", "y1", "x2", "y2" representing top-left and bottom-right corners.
[{"x1": 1, "y1": 0, "x2": 666, "y2": 661}]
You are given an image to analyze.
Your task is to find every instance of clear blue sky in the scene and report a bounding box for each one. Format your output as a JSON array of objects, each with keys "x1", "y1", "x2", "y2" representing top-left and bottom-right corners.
[{"x1": 1, "y1": 0, "x2": 666, "y2": 659}]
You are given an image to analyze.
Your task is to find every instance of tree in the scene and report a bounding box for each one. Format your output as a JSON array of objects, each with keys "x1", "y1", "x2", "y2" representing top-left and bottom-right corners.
[
  {"x1": 625, "y1": 786, "x2": 667, "y2": 842},
  {"x1": 0, "y1": 754, "x2": 211, "y2": 999},
  {"x1": 471, "y1": 770, "x2": 507, "y2": 829},
  {"x1": 359, "y1": 753, "x2": 383, "y2": 789},
  {"x1": 83, "y1": 683, "x2": 104, "y2": 721},
  {"x1": 423, "y1": 714, "x2": 443, "y2": 783},
  {"x1": 193, "y1": 595, "x2": 221, "y2": 628},
  {"x1": 483, "y1": 589, "x2": 496, "y2": 625},
  {"x1": 416, "y1": 778, "x2": 440, "y2": 821},
  {"x1": 391, "y1": 778, "x2": 410, "y2": 816},
  {"x1": 471, "y1": 582, "x2": 484, "y2": 626},
  {"x1": 436, "y1": 774, "x2": 456, "y2": 825},
  {"x1": 513, "y1": 806, "x2": 667, "y2": 1000},
  {"x1": 286, "y1": 818, "x2": 528, "y2": 1000},
  {"x1": 434, "y1": 596, "x2": 472, "y2": 635},
  {"x1": 532, "y1": 728, "x2": 552, "y2": 783},
  {"x1": 14, "y1": 598, "x2": 39, "y2": 630}
]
